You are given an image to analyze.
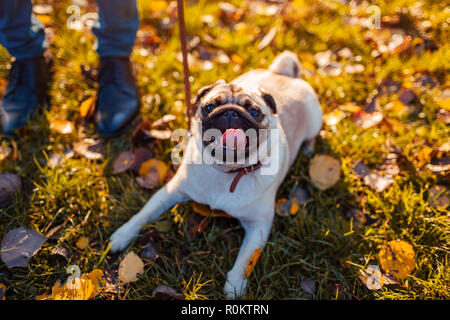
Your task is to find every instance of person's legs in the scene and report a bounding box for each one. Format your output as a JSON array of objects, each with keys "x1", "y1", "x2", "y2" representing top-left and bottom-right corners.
[
  {"x1": 0, "y1": 1, "x2": 49, "y2": 135},
  {"x1": 93, "y1": 0, "x2": 139, "y2": 57},
  {"x1": 92, "y1": 0, "x2": 140, "y2": 137},
  {"x1": 0, "y1": 0, "x2": 48, "y2": 60}
]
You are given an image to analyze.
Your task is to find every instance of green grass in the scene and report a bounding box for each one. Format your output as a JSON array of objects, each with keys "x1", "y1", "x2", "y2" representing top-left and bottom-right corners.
[{"x1": 0, "y1": 0, "x2": 448, "y2": 300}]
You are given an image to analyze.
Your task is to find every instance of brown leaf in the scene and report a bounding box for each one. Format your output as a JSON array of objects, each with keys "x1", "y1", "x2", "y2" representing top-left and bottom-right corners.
[
  {"x1": 191, "y1": 202, "x2": 231, "y2": 218},
  {"x1": 140, "y1": 243, "x2": 158, "y2": 261},
  {"x1": 47, "y1": 153, "x2": 64, "y2": 169},
  {"x1": 151, "y1": 284, "x2": 184, "y2": 300},
  {"x1": 364, "y1": 173, "x2": 394, "y2": 192},
  {"x1": 118, "y1": 251, "x2": 144, "y2": 283},
  {"x1": 112, "y1": 151, "x2": 135, "y2": 174},
  {"x1": 0, "y1": 173, "x2": 21, "y2": 207},
  {"x1": 73, "y1": 139, "x2": 104, "y2": 160},
  {"x1": 0, "y1": 146, "x2": 12, "y2": 161},
  {"x1": 352, "y1": 160, "x2": 371, "y2": 178},
  {"x1": 136, "y1": 171, "x2": 160, "y2": 189},
  {"x1": 398, "y1": 88, "x2": 417, "y2": 106},
  {"x1": 292, "y1": 188, "x2": 313, "y2": 205},
  {"x1": 309, "y1": 154, "x2": 341, "y2": 191},
  {"x1": 355, "y1": 111, "x2": 383, "y2": 129},
  {"x1": 130, "y1": 147, "x2": 153, "y2": 173},
  {"x1": 0, "y1": 227, "x2": 47, "y2": 268}
]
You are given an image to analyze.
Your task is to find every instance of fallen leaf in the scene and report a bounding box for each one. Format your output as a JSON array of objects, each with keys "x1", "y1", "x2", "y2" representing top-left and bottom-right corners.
[
  {"x1": 428, "y1": 185, "x2": 449, "y2": 208},
  {"x1": 118, "y1": 251, "x2": 144, "y2": 283},
  {"x1": 0, "y1": 172, "x2": 21, "y2": 207},
  {"x1": 231, "y1": 54, "x2": 244, "y2": 65},
  {"x1": 258, "y1": 26, "x2": 278, "y2": 50},
  {"x1": 417, "y1": 146, "x2": 433, "y2": 168},
  {"x1": 112, "y1": 151, "x2": 135, "y2": 174},
  {"x1": 309, "y1": 154, "x2": 341, "y2": 190},
  {"x1": 141, "y1": 243, "x2": 158, "y2": 261},
  {"x1": 49, "y1": 119, "x2": 74, "y2": 134},
  {"x1": 52, "y1": 275, "x2": 95, "y2": 300},
  {"x1": 300, "y1": 277, "x2": 316, "y2": 297},
  {"x1": 398, "y1": 88, "x2": 417, "y2": 106},
  {"x1": 275, "y1": 198, "x2": 292, "y2": 216},
  {"x1": 47, "y1": 153, "x2": 64, "y2": 169},
  {"x1": 246, "y1": 248, "x2": 262, "y2": 277},
  {"x1": 143, "y1": 129, "x2": 172, "y2": 140},
  {"x1": 51, "y1": 246, "x2": 68, "y2": 259},
  {"x1": 73, "y1": 139, "x2": 104, "y2": 160},
  {"x1": 151, "y1": 114, "x2": 177, "y2": 128},
  {"x1": 136, "y1": 171, "x2": 160, "y2": 189},
  {"x1": 0, "y1": 227, "x2": 47, "y2": 268},
  {"x1": 352, "y1": 160, "x2": 371, "y2": 178},
  {"x1": 76, "y1": 237, "x2": 89, "y2": 250},
  {"x1": 151, "y1": 284, "x2": 184, "y2": 300},
  {"x1": 355, "y1": 111, "x2": 383, "y2": 129},
  {"x1": 79, "y1": 96, "x2": 96, "y2": 119},
  {"x1": 192, "y1": 202, "x2": 231, "y2": 218},
  {"x1": 379, "y1": 240, "x2": 415, "y2": 280},
  {"x1": 138, "y1": 158, "x2": 169, "y2": 182},
  {"x1": 0, "y1": 146, "x2": 12, "y2": 161},
  {"x1": 359, "y1": 265, "x2": 383, "y2": 290},
  {"x1": 323, "y1": 110, "x2": 345, "y2": 126},
  {"x1": 364, "y1": 173, "x2": 394, "y2": 192}
]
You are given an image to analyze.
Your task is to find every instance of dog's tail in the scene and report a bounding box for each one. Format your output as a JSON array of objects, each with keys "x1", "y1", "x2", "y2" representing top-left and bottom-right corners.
[{"x1": 269, "y1": 51, "x2": 302, "y2": 78}]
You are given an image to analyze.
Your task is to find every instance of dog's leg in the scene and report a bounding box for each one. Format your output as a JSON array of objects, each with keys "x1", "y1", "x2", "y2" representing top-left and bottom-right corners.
[
  {"x1": 109, "y1": 179, "x2": 189, "y2": 252},
  {"x1": 224, "y1": 210, "x2": 274, "y2": 298}
]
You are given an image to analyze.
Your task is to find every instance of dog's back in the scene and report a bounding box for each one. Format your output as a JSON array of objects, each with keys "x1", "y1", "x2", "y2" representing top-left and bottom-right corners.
[{"x1": 232, "y1": 51, "x2": 323, "y2": 164}]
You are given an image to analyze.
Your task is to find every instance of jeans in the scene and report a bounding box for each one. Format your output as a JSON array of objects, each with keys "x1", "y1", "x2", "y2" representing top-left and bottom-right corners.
[{"x1": 0, "y1": 0, "x2": 139, "y2": 60}]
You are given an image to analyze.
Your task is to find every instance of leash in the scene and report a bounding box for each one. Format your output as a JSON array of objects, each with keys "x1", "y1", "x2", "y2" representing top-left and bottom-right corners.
[
  {"x1": 176, "y1": 0, "x2": 193, "y2": 126},
  {"x1": 176, "y1": 0, "x2": 262, "y2": 193}
]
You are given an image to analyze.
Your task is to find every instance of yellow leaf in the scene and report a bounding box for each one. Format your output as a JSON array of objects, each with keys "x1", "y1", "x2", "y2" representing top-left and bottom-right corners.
[
  {"x1": 76, "y1": 237, "x2": 89, "y2": 250},
  {"x1": 436, "y1": 98, "x2": 450, "y2": 110},
  {"x1": 290, "y1": 201, "x2": 300, "y2": 215},
  {"x1": 36, "y1": 14, "x2": 52, "y2": 26},
  {"x1": 417, "y1": 146, "x2": 433, "y2": 168},
  {"x1": 275, "y1": 198, "x2": 290, "y2": 216},
  {"x1": 52, "y1": 276, "x2": 95, "y2": 300},
  {"x1": 309, "y1": 154, "x2": 341, "y2": 190},
  {"x1": 149, "y1": 0, "x2": 168, "y2": 12},
  {"x1": 246, "y1": 248, "x2": 262, "y2": 277},
  {"x1": 80, "y1": 96, "x2": 96, "y2": 119},
  {"x1": 379, "y1": 240, "x2": 415, "y2": 280},
  {"x1": 49, "y1": 119, "x2": 74, "y2": 134},
  {"x1": 231, "y1": 54, "x2": 244, "y2": 65},
  {"x1": 192, "y1": 202, "x2": 231, "y2": 218},
  {"x1": 88, "y1": 269, "x2": 105, "y2": 293},
  {"x1": 138, "y1": 159, "x2": 168, "y2": 182},
  {"x1": 0, "y1": 283, "x2": 5, "y2": 300}
]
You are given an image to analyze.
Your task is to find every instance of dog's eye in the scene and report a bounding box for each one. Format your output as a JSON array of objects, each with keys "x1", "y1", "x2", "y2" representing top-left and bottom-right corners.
[
  {"x1": 249, "y1": 108, "x2": 261, "y2": 119},
  {"x1": 204, "y1": 104, "x2": 215, "y2": 113}
]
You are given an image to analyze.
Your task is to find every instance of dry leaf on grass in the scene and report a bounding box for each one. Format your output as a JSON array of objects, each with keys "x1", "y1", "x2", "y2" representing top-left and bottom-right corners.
[
  {"x1": 300, "y1": 277, "x2": 316, "y2": 298},
  {"x1": 0, "y1": 146, "x2": 12, "y2": 161},
  {"x1": 49, "y1": 119, "x2": 74, "y2": 134},
  {"x1": 138, "y1": 159, "x2": 169, "y2": 181},
  {"x1": 192, "y1": 202, "x2": 231, "y2": 218},
  {"x1": 112, "y1": 151, "x2": 135, "y2": 174},
  {"x1": 352, "y1": 160, "x2": 371, "y2": 178},
  {"x1": 324, "y1": 110, "x2": 346, "y2": 127},
  {"x1": 428, "y1": 185, "x2": 449, "y2": 208},
  {"x1": 292, "y1": 188, "x2": 313, "y2": 206},
  {"x1": 76, "y1": 237, "x2": 89, "y2": 250},
  {"x1": 73, "y1": 139, "x2": 104, "y2": 160},
  {"x1": 359, "y1": 265, "x2": 398, "y2": 290},
  {"x1": 151, "y1": 114, "x2": 177, "y2": 128},
  {"x1": 0, "y1": 173, "x2": 21, "y2": 207},
  {"x1": 364, "y1": 173, "x2": 394, "y2": 192},
  {"x1": 79, "y1": 96, "x2": 96, "y2": 119},
  {"x1": 118, "y1": 251, "x2": 144, "y2": 283},
  {"x1": 51, "y1": 269, "x2": 105, "y2": 300},
  {"x1": 309, "y1": 154, "x2": 341, "y2": 191},
  {"x1": 275, "y1": 198, "x2": 299, "y2": 216},
  {"x1": 379, "y1": 240, "x2": 415, "y2": 280},
  {"x1": 1, "y1": 227, "x2": 47, "y2": 268},
  {"x1": 151, "y1": 284, "x2": 184, "y2": 300},
  {"x1": 355, "y1": 111, "x2": 383, "y2": 129},
  {"x1": 246, "y1": 248, "x2": 262, "y2": 277}
]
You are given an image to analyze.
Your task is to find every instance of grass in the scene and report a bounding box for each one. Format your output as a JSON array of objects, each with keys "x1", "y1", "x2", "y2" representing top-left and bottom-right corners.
[{"x1": 0, "y1": 0, "x2": 448, "y2": 300}]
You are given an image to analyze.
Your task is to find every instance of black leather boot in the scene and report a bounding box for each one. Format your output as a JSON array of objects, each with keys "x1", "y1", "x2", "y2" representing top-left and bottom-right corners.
[
  {"x1": 0, "y1": 57, "x2": 49, "y2": 136},
  {"x1": 94, "y1": 57, "x2": 139, "y2": 137}
]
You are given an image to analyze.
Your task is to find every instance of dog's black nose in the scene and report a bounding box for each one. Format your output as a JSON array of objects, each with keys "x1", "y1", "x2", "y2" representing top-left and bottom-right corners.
[{"x1": 223, "y1": 110, "x2": 238, "y2": 119}]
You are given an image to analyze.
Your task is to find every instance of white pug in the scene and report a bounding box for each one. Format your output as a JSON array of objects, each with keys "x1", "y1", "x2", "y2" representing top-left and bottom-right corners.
[{"x1": 109, "y1": 51, "x2": 323, "y2": 298}]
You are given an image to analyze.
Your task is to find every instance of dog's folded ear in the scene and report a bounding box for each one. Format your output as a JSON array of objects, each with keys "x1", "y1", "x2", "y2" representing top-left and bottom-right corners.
[
  {"x1": 260, "y1": 89, "x2": 277, "y2": 114},
  {"x1": 194, "y1": 79, "x2": 226, "y2": 109}
]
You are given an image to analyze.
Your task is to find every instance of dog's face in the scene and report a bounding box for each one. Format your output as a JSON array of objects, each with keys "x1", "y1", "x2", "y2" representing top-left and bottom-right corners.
[{"x1": 193, "y1": 80, "x2": 278, "y2": 167}]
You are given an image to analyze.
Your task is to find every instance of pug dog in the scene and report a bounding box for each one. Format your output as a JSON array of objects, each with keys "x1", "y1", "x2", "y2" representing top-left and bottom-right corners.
[{"x1": 109, "y1": 51, "x2": 323, "y2": 298}]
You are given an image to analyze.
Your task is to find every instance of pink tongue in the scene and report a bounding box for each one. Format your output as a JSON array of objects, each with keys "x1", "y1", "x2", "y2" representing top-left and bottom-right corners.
[{"x1": 221, "y1": 129, "x2": 246, "y2": 150}]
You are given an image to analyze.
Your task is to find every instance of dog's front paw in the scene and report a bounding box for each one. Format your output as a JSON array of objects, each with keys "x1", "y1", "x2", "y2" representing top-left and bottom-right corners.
[
  {"x1": 109, "y1": 222, "x2": 141, "y2": 252},
  {"x1": 224, "y1": 271, "x2": 248, "y2": 299}
]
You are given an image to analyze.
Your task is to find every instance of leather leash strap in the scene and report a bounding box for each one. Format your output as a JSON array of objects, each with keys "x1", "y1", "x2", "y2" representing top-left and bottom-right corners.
[
  {"x1": 176, "y1": 0, "x2": 261, "y2": 193},
  {"x1": 227, "y1": 161, "x2": 263, "y2": 193},
  {"x1": 176, "y1": 0, "x2": 193, "y2": 125}
]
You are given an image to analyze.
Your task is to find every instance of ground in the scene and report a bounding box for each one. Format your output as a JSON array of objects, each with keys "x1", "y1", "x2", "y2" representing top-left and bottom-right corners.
[{"x1": 0, "y1": 0, "x2": 448, "y2": 300}]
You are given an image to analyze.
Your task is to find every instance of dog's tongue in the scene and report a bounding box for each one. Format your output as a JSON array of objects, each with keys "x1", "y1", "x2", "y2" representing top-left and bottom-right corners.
[{"x1": 221, "y1": 129, "x2": 246, "y2": 150}]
